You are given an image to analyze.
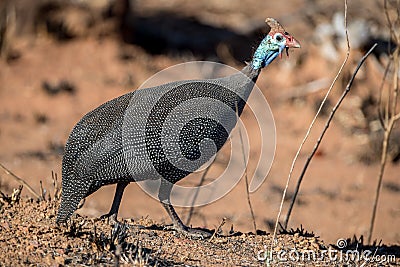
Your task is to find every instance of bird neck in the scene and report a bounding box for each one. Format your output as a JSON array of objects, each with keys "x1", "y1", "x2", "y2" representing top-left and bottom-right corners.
[
  {"x1": 251, "y1": 35, "x2": 281, "y2": 70},
  {"x1": 241, "y1": 64, "x2": 261, "y2": 83},
  {"x1": 230, "y1": 64, "x2": 260, "y2": 116}
]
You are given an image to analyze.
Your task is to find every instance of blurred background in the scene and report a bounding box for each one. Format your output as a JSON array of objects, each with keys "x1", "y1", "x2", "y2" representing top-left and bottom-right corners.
[{"x1": 0, "y1": 0, "x2": 399, "y2": 244}]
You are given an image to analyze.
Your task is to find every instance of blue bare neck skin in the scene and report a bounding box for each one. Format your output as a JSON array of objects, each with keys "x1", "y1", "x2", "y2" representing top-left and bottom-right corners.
[
  {"x1": 251, "y1": 35, "x2": 283, "y2": 70},
  {"x1": 237, "y1": 35, "x2": 285, "y2": 103}
]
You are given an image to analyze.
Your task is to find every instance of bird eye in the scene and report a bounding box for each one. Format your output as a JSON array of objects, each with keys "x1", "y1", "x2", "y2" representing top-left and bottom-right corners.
[{"x1": 275, "y1": 34, "x2": 283, "y2": 42}]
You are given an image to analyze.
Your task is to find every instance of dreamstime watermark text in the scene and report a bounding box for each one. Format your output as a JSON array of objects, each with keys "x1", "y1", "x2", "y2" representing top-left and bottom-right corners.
[{"x1": 257, "y1": 239, "x2": 396, "y2": 265}]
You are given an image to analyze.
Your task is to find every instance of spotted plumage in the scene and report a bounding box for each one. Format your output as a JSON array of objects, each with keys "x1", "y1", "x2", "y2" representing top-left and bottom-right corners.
[{"x1": 57, "y1": 18, "x2": 300, "y2": 237}]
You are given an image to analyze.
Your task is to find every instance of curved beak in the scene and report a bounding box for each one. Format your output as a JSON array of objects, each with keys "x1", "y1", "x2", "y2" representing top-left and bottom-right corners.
[
  {"x1": 283, "y1": 34, "x2": 300, "y2": 57},
  {"x1": 285, "y1": 35, "x2": 301, "y2": 48}
]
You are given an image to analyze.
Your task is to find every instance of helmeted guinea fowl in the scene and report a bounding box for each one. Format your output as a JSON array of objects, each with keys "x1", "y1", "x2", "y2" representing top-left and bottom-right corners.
[{"x1": 57, "y1": 18, "x2": 300, "y2": 237}]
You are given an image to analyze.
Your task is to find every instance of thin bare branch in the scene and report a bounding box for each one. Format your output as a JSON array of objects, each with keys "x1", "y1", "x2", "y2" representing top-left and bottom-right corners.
[
  {"x1": 368, "y1": 118, "x2": 394, "y2": 244},
  {"x1": 378, "y1": 61, "x2": 392, "y2": 130},
  {"x1": 390, "y1": 48, "x2": 399, "y2": 118},
  {"x1": 185, "y1": 163, "x2": 212, "y2": 225},
  {"x1": 384, "y1": 0, "x2": 399, "y2": 44},
  {"x1": 285, "y1": 43, "x2": 377, "y2": 231},
  {"x1": 0, "y1": 162, "x2": 41, "y2": 199},
  {"x1": 368, "y1": 3, "x2": 400, "y2": 242},
  {"x1": 51, "y1": 171, "x2": 61, "y2": 201},
  {"x1": 39, "y1": 180, "x2": 45, "y2": 200},
  {"x1": 278, "y1": 0, "x2": 351, "y2": 233},
  {"x1": 235, "y1": 102, "x2": 257, "y2": 234},
  {"x1": 209, "y1": 217, "x2": 226, "y2": 241},
  {"x1": 238, "y1": 121, "x2": 257, "y2": 234},
  {"x1": 393, "y1": 111, "x2": 400, "y2": 121}
]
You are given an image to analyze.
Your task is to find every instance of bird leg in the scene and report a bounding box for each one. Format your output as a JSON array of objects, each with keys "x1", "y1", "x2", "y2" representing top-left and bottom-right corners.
[
  {"x1": 100, "y1": 181, "x2": 129, "y2": 223},
  {"x1": 158, "y1": 179, "x2": 212, "y2": 238}
]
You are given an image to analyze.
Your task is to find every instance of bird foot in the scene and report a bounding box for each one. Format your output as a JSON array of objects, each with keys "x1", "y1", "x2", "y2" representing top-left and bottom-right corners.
[
  {"x1": 183, "y1": 227, "x2": 213, "y2": 239},
  {"x1": 99, "y1": 213, "x2": 118, "y2": 224},
  {"x1": 165, "y1": 225, "x2": 213, "y2": 239}
]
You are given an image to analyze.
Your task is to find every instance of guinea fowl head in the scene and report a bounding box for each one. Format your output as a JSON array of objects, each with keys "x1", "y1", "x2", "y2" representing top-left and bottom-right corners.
[{"x1": 251, "y1": 18, "x2": 301, "y2": 70}]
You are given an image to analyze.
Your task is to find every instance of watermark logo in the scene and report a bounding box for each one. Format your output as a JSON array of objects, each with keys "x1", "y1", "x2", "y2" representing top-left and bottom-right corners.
[
  {"x1": 336, "y1": 238, "x2": 347, "y2": 249},
  {"x1": 257, "y1": 238, "x2": 397, "y2": 265},
  {"x1": 122, "y1": 61, "x2": 276, "y2": 206}
]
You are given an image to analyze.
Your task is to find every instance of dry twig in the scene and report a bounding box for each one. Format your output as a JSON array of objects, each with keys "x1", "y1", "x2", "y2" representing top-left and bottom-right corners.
[
  {"x1": 274, "y1": 0, "x2": 351, "y2": 237},
  {"x1": 209, "y1": 217, "x2": 226, "y2": 241},
  {"x1": 235, "y1": 102, "x2": 257, "y2": 234},
  {"x1": 185, "y1": 163, "x2": 212, "y2": 225},
  {"x1": 368, "y1": 0, "x2": 400, "y2": 244},
  {"x1": 238, "y1": 120, "x2": 257, "y2": 234},
  {"x1": 284, "y1": 43, "x2": 377, "y2": 229},
  {"x1": 0, "y1": 162, "x2": 41, "y2": 199},
  {"x1": 52, "y1": 171, "x2": 61, "y2": 200}
]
